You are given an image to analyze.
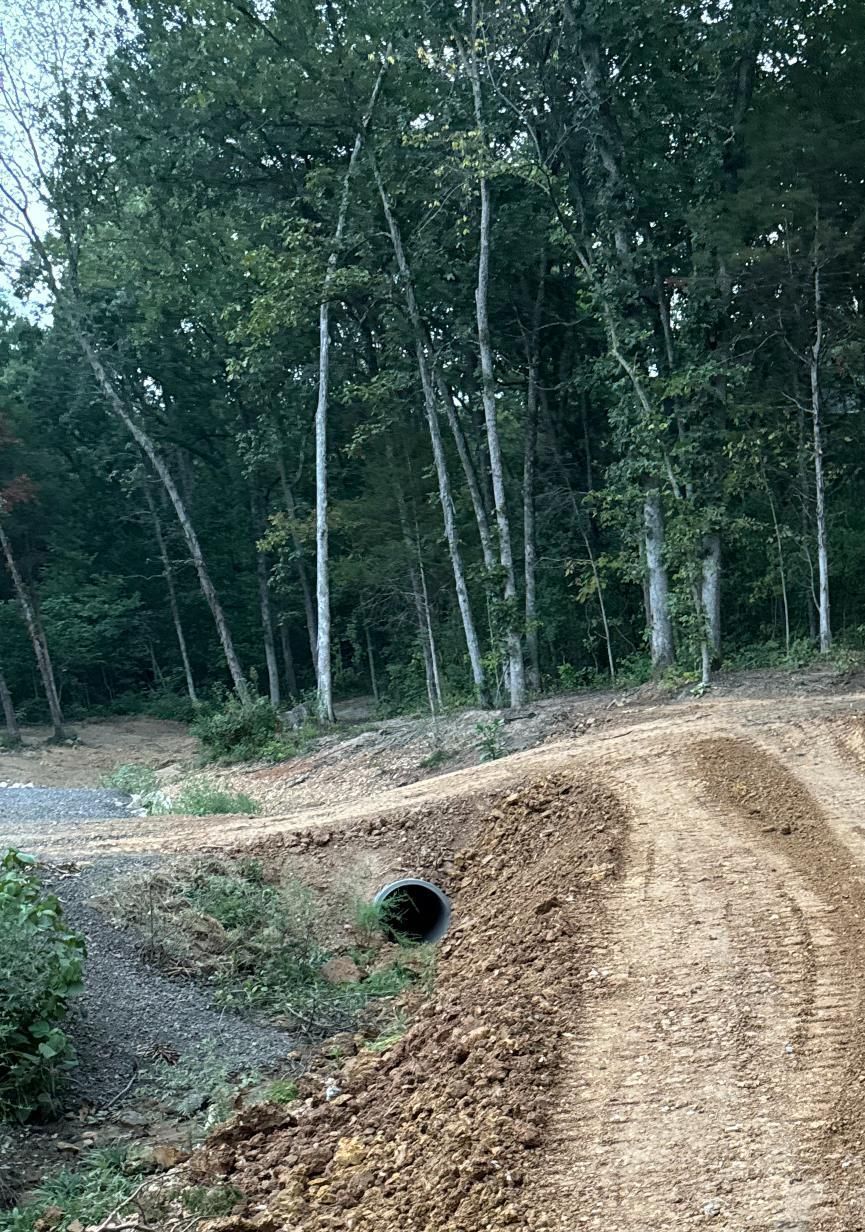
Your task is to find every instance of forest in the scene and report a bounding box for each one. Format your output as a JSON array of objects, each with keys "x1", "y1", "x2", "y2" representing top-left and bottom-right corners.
[{"x1": 0, "y1": 0, "x2": 862, "y2": 731}]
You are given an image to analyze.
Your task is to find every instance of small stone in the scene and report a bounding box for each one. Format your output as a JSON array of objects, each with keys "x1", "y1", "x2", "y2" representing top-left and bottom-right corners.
[{"x1": 703, "y1": 1199, "x2": 722, "y2": 1217}]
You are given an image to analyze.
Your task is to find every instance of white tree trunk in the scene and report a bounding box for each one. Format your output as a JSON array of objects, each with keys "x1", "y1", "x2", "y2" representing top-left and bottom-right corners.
[
  {"x1": 431, "y1": 360, "x2": 496, "y2": 572},
  {"x1": 277, "y1": 461, "x2": 318, "y2": 680},
  {"x1": 394, "y1": 471, "x2": 443, "y2": 714},
  {"x1": 0, "y1": 520, "x2": 66, "y2": 739},
  {"x1": 701, "y1": 533, "x2": 722, "y2": 664},
  {"x1": 313, "y1": 58, "x2": 389, "y2": 724},
  {"x1": 466, "y1": 20, "x2": 525, "y2": 707},
  {"x1": 523, "y1": 252, "x2": 545, "y2": 695},
  {"x1": 78, "y1": 335, "x2": 250, "y2": 703},
  {"x1": 643, "y1": 490, "x2": 675, "y2": 670},
  {"x1": 811, "y1": 263, "x2": 831, "y2": 653},
  {"x1": 143, "y1": 485, "x2": 197, "y2": 703},
  {"x1": 371, "y1": 152, "x2": 488, "y2": 703}
]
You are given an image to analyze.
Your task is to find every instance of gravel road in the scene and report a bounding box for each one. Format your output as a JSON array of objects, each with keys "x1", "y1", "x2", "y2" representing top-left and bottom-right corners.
[
  {"x1": 46, "y1": 859, "x2": 296, "y2": 1109},
  {"x1": 0, "y1": 785, "x2": 133, "y2": 826}
]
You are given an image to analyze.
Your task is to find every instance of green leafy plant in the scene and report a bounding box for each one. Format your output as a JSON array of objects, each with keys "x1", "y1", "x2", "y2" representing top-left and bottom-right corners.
[
  {"x1": 0, "y1": 1146, "x2": 146, "y2": 1232},
  {"x1": 261, "y1": 1077, "x2": 299, "y2": 1105},
  {"x1": 192, "y1": 695, "x2": 285, "y2": 763},
  {"x1": 0, "y1": 850, "x2": 86, "y2": 1121},
  {"x1": 99, "y1": 763, "x2": 158, "y2": 795},
  {"x1": 475, "y1": 717, "x2": 506, "y2": 762},
  {"x1": 156, "y1": 780, "x2": 260, "y2": 817}
]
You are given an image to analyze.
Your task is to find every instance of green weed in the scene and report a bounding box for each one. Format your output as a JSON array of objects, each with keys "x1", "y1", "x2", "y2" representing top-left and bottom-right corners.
[
  {"x1": 99, "y1": 763, "x2": 158, "y2": 795},
  {"x1": 475, "y1": 717, "x2": 506, "y2": 762},
  {"x1": 0, "y1": 1146, "x2": 145, "y2": 1232}
]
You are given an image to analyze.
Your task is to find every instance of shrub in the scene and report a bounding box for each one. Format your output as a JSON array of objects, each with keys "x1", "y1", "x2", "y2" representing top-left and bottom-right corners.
[
  {"x1": 192, "y1": 695, "x2": 282, "y2": 763},
  {"x1": 475, "y1": 717, "x2": 506, "y2": 762},
  {"x1": 0, "y1": 851, "x2": 86, "y2": 1122},
  {"x1": 166, "y1": 780, "x2": 260, "y2": 816},
  {"x1": 0, "y1": 1146, "x2": 146, "y2": 1232},
  {"x1": 99, "y1": 763, "x2": 158, "y2": 796}
]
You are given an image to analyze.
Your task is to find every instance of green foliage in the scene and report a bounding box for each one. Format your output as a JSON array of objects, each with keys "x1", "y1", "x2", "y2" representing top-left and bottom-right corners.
[
  {"x1": 0, "y1": 851, "x2": 85, "y2": 1122},
  {"x1": 0, "y1": 1146, "x2": 146, "y2": 1232},
  {"x1": 140, "y1": 1039, "x2": 260, "y2": 1128},
  {"x1": 475, "y1": 718, "x2": 506, "y2": 762},
  {"x1": 192, "y1": 695, "x2": 290, "y2": 764},
  {"x1": 261, "y1": 1077, "x2": 299, "y2": 1105},
  {"x1": 99, "y1": 763, "x2": 158, "y2": 795},
  {"x1": 163, "y1": 781, "x2": 260, "y2": 817}
]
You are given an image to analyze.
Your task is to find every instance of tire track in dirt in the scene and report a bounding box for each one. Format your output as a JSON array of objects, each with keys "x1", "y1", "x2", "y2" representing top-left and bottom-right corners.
[
  {"x1": 538, "y1": 738, "x2": 854, "y2": 1230},
  {"x1": 691, "y1": 735, "x2": 865, "y2": 1229}
]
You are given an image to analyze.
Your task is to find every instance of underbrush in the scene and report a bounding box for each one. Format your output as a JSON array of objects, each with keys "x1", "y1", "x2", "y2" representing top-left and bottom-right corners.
[
  {"x1": 0, "y1": 852, "x2": 85, "y2": 1123},
  {"x1": 99, "y1": 860, "x2": 434, "y2": 1039},
  {"x1": 191, "y1": 694, "x2": 315, "y2": 765},
  {"x1": 100, "y1": 763, "x2": 259, "y2": 817},
  {"x1": 0, "y1": 1145, "x2": 152, "y2": 1232}
]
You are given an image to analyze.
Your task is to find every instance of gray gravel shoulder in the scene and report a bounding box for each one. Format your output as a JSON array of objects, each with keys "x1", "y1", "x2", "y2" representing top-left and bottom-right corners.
[
  {"x1": 44, "y1": 859, "x2": 296, "y2": 1110},
  {"x1": 0, "y1": 785, "x2": 134, "y2": 825}
]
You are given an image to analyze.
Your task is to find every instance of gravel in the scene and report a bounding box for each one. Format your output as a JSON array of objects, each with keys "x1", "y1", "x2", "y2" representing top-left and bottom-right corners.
[
  {"x1": 0, "y1": 785, "x2": 134, "y2": 825},
  {"x1": 44, "y1": 859, "x2": 296, "y2": 1110}
]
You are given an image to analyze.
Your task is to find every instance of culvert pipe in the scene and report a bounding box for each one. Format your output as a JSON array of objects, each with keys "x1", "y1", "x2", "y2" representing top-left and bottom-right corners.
[{"x1": 373, "y1": 878, "x2": 452, "y2": 943}]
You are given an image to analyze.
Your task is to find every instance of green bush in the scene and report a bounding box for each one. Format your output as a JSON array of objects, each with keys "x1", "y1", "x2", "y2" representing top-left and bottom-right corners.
[
  {"x1": 99, "y1": 763, "x2": 159, "y2": 795},
  {"x1": 192, "y1": 695, "x2": 283, "y2": 763},
  {"x1": 0, "y1": 851, "x2": 86, "y2": 1122},
  {"x1": 166, "y1": 780, "x2": 260, "y2": 817}
]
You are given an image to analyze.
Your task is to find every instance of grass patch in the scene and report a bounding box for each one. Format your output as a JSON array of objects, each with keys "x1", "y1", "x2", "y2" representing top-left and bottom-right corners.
[
  {"x1": 104, "y1": 860, "x2": 437, "y2": 1040},
  {"x1": 0, "y1": 1146, "x2": 146, "y2": 1232},
  {"x1": 261, "y1": 1077, "x2": 299, "y2": 1105}
]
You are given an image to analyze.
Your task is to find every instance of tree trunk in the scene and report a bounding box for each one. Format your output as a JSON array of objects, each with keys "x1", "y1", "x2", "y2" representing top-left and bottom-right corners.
[
  {"x1": 466, "y1": 16, "x2": 525, "y2": 707},
  {"x1": 277, "y1": 460, "x2": 318, "y2": 680},
  {"x1": 251, "y1": 492, "x2": 281, "y2": 707},
  {"x1": 0, "y1": 663, "x2": 20, "y2": 746},
  {"x1": 313, "y1": 58, "x2": 389, "y2": 724},
  {"x1": 143, "y1": 485, "x2": 197, "y2": 703},
  {"x1": 701, "y1": 533, "x2": 722, "y2": 665},
  {"x1": 431, "y1": 360, "x2": 496, "y2": 572},
  {"x1": 371, "y1": 151, "x2": 488, "y2": 703},
  {"x1": 364, "y1": 621, "x2": 379, "y2": 703},
  {"x1": 78, "y1": 335, "x2": 249, "y2": 702},
  {"x1": 522, "y1": 249, "x2": 546, "y2": 696},
  {"x1": 279, "y1": 622, "x2": 298, "y2": 699},
  {"x1": 394, "y1": 470, "x2": 443, "y2": 714},
  {"x1": 810, "y1": 260, "x2": 831, "y2": 653},
  {"x1": 643, "y1": 490, "x2": 675, "y2": 670},
  {"x1": 764, "y1": 473, "x2": 791, "y2": 656},
  {"x1": 0, "y1": 520, "x2": 66, "y2": 739}
]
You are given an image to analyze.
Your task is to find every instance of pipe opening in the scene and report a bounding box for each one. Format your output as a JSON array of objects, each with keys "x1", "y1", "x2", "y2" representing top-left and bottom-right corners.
[{"x1": 373, "y1": 878, "x2": 452, "y2": 944}]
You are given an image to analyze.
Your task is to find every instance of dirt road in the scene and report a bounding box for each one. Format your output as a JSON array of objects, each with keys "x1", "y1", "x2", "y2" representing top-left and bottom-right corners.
[{"x1": 8, "y1": 684, "x2": 865, "y2": 1228}]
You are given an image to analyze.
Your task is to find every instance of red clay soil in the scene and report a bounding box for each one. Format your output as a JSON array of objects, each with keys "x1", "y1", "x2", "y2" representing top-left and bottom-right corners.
[{"x1": 184, "y1": 773, "x2": 629, "y2": 1231}]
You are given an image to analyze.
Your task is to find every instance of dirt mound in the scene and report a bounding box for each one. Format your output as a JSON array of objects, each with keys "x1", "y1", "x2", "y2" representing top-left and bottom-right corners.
[
  {"x1": 181, "y1": 773, "x2": 628, "y2": 1231},
  {"x1": 692, "y1": 735, "x2": 822, "y2": 836}
]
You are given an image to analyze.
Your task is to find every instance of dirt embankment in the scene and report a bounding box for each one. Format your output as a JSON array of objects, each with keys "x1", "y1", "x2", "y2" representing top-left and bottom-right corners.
[{"x1": 180, "y1": 775, "x2": 628, "y2": 1231}]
